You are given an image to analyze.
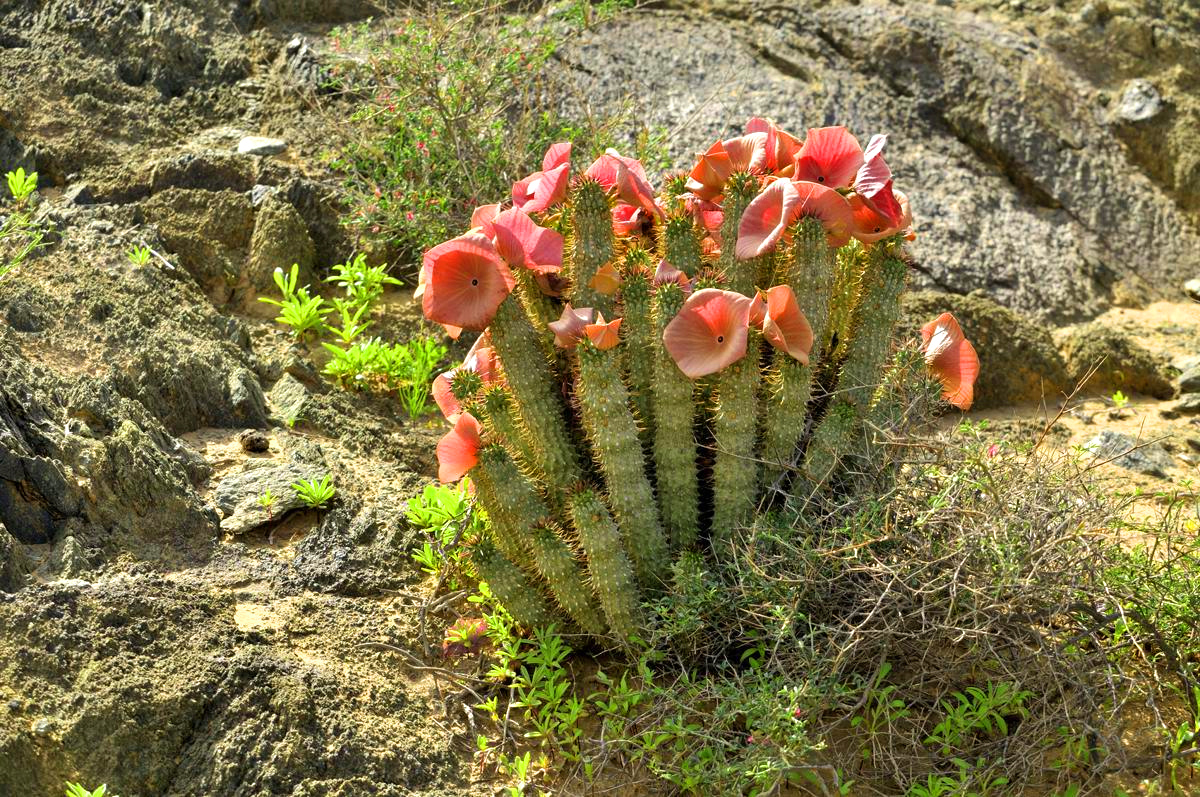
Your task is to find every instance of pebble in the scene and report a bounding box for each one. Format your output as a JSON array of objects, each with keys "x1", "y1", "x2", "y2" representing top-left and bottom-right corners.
[
  {"x1": 1184, "y1": 279, "x2": 1200, "y2": 301},
  {"x1": 238, "y1": 429, "x2": 271, "y2": 454},
  {"x1": 31, "y1": 718, "x2": 53, "y2": 736},
  {"x1": 1176, "y1": 393, "x2": 1200, "y2": 416},
  {"x1": 1187, "y1": 437, "x2": 1200, "y2": 453},
  {"x1": 1116, "y1": 79, "x2": 1162, "y2": 123},
  {"x1": 237, "y1": 136, "x2": 288, "y2": 156},
  {"x1": 1083, "y1": 430, "x2": 1175, "y2": 478},
  {"x1": 1179, "y1": 365, "x2": 1200, "y2": 394}
]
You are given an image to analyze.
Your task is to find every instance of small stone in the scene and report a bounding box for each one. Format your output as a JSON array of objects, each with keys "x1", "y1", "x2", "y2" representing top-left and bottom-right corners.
[
  {"x1": 1181, "y1": 453, "x2": 1199, "y2": 466},
  {"x1": 1179, "y1": 365, "x2": 1200, "y2": 394},
  {"x1": 249, "y1": 184, "x2": 275, "y2": 207},
  {"x1": 1107, "y1": 408, "x2": 1131, "y2": 421},
  {"x1": 7, "y1": 699, "x2": 21, "y2": 712},
  {"x1": 1175, "y1": 393, "x2": 1200, "y2": 416},
  {"x1": 238, "y1": 429, "x2": 271, "y2": 453},
  {"x1": 62, "y1": 184, "x2": 94, "y2": 205},
  {"x1": 1185, "y1": 279, "x2": 1200, "y2": 301},
  {"x1": 237, "y1": 136, "x2": 288, "y2": 156},
  {"x1": 1116, "y1": 79, "x2": 1162, "y2": 123},
  {"x1": 31, "y1": 718, "x2": 53, "y2": 736},
  {"x1": 1187, "y1": 437, "x2": 1200, "y2": 453},
  {"x1": 1083, "y1": 430, "x2": 1175, "y2": 478},
  {"x1": 1160, "y1": 407, "x2": 1180, "y2": 419}
]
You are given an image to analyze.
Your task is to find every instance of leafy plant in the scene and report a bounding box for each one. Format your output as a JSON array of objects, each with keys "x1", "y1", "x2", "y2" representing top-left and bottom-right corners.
[
  {"x1": 292, "y1": 475, "x2": 335, "y2": 509},
  {"x1": 321, "y1": 335, "x2": 446, "y2": 419},
  {"x1": 1111, "y1": 389, "x2": 1129, "y2": 409},
  {"x1": 258, "y1": 264, "x2": 331, "y2": 342},
  {"x1": 924, "y1": 682, "x2": 1032, "y2": 756},
  {"x1": 257, "y1": 489, "x2": 276, "y2": 520},
  {"x1": 407, "y1": 481, "x2": 480, "y2": 587},
  {"x1": 325, "y1": 298, "x2": 372, "y2": 344},
  {"x1": 8, "y1": 167, "x2": 36, "y2": 204},
  {"x1": 65, "y1": 784, "x2": 109, "y2": 797},
  {"x1": 126, "y1": 245, "x2": 152, "y2": 266},
  {"x1": 325, "y1": 253, "x2": 401, "y2": 312}
]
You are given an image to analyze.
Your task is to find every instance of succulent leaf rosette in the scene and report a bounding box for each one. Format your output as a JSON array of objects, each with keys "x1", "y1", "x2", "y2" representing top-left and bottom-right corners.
[{"x1": 423, "y1": 119, "x2": 979, "y2": 642}]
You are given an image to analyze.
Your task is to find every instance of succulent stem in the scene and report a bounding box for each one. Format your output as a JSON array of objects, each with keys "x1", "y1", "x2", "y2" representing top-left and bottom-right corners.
[{"x1": 568, "y1": 489, "x2": 643, "y2": 642}]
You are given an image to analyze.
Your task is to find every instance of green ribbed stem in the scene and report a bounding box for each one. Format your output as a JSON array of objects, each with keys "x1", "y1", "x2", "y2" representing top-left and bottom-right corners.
[
  {"x1": 826, "y1": 242, "x2": 866, "y2": 358},
  {"x1": 488, "y1": 294, "x2": 581, "y2": 490},
  {"x1": 650, "y1": 283, "x2": 700, "y2": 549},
  {"x1": 514, "y1": 268, "x2": 558, "y2": 347},
  {"x1": 718, "y1": 172, "x2": 765, "y2": 296},
  {"x1": 802, "y1": 243, "x2": 908, "y2": 487},
  {"x1": 568, "y1": 178, "x2": 615, "y2": 315},
  {"x1": 472, "y1": 540, "x2": 558, "y2": 630},
  {"x1": 662, "y1": 215, "x2": 704, "y2": 276},
  {"x1": 760, "y1": 219, "x2": 837, "y2": 487},
  {"x1": 711, "y1": 330, "x2": 762, "y2": 546},
  {"x1": 481, "y1": 386, "x2": 539, "y2": 473},
  {"x1": 529, "y1": 525, "x2": 607, "y2": 636},
  {"x1": 575, "y1": 341, "x2": 669, "y2": 589},
  {"x1": 620, "y1": 263, "x2": 655, "y2": 433},
  {"x1": 469, "y1": 456, "x2": 530, "y2": 569},
  {"x1": 568, "y1": 489, "x2": 642, "y2": 642}
]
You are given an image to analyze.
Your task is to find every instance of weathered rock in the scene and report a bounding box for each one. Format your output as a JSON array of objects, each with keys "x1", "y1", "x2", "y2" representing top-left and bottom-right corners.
[
  {"x1": 269, "y1": 372, "x2": 314, "y2": 427},
  {"x1": 0, "y1": 524, "x2": 32, "y2": 592},
  {"x1": 1057, "y1": 323, "x2": 1175, "y2": 399},
  {"x1": 245, "y1": 195, "x2": 316, "y2": 295},
  {"x1": 1175, "y1": 393, "x2": 1200, "y2": 416},
  {"x1": 1185, "y1": 279, "x2": 1200, "y2": 302},
  {"x1": 227, "y1": 369, "x2": 270, "y2": 429},
  {"x1": 237, "y1": 136, "x2": 287, "y2": 156},
  {"x1": 1116, "y1": 79, "x2": 1162, "y2": 123},
  {"x1": 238, "y1": 429, "x2": 271, "y2": 453},
  {"x1": 901, "y1": 291, "x2": 1066, "y2": 409},
  {"x1": 213, "y1": 461, "x2": 327, "y2": 535},
  {"x1": 1179, "y1": 366, "x2": 1200, "y2": 394},
  {"x1": 141, "y1": 188, "x2": 255, "y2": 295},
  {"x1": 1083, "y1": 430, "x2": 1175, "y2": 478}
]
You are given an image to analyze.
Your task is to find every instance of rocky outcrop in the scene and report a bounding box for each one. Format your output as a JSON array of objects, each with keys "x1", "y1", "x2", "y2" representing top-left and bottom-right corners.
[
  {"x1": 1057, "y1": 322, "x2": 1175, "y2": 399},
  {"x1": 555, "y1": 0, "x2": 1200, "y2": 324}
]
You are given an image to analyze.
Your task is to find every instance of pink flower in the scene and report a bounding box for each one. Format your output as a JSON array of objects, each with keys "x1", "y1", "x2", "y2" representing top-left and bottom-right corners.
[
  {"x1": 653, "y1": 259, "x2": 690, "y2": 290},
  {"x1": 745, "y1": 117, "x2": 802, "y2": 174},
  {"x1": 489, "y1": 207, "x2": 564, "y2": 274},
  {"x1": 920, "y1": 313, "x2": 980, "y2": 411},
  {"x1": 736, "y1": 179, "x2": 854, "y2": 258},
  {"x1": 512, "y1": 142, "x2": 571, "y2": 214},
  {"x1": 589, "y1": 263, "x2": 622, "y2": 296},
  {"x1": 585, "y1": 314, "x2": 623, "y2": 351},
  {"x1": 437, "y1": 413, "x2": 483, "y2": 482},
  {"x1": 760, "y1": 285, "x2": 814, "y2": 365},
  {"x1": 432, "y1": 334, "x2": 500, "y2": 422},
  {"x1": 848, "y1": 188, "x2": 913, "y2": 244},
  {"x1": 853, "y1": 134, "x2": 903, "y2": 226},
  {"x1": 421, "y1": 233, "x2": 515, "y2": 331},
  {"x1": 662, "y1": 289, "x2": 753, "y2": 378},
  {"x1": 548, "y1": 304, "x2": 595, "y2": 349},
  {"x1": 793, "y1": 126, "x2": 864, "y2": 188},
  {"x1": 587, "y1": 150, "x2": 661, "y2": 219}
]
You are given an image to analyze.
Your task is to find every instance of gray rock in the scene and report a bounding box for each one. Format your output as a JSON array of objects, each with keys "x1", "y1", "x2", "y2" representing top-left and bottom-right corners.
[
  {"x1": 213, "y1": 461, "x2": 326, "y2": 535},
  {"x1": 1084, "y1": 430, "x2": 1175, "y2": 478},
  {"x1": 1179, "y1": 366, "x2": 1200, "y2": 394},
  {"x1": 238, "y1": 429, "x2": 271, "y2": 453},
  {"x1": 236, "y1": 136, "x2": 288, "y2": 156},
  {"x1": 1116, "y1": 79, "x2": 1162, "y2": 123},
  {"x1": 1185, "y1": 279, "x2": 1200, "y2": 302},
  {"x1": 249, "y1": 184, "x2": 276, "y2": 207},
  {"x1": 244, "y1": 195, "x2": 316, "y2": 295},
  {"x1": 61, "y1": 184, "x2": 94, "y2": 205},
  {"x1": 226, "y1": 368, "x2": 269, "y2": 429},
  {"x1": 47, "y1": 535, "x2": 89, "y2": 580},
  {"x1": 270, "y1": 373, "x2": 313, "y2": 427},
  {"x1": 1175, "y1": 393, "x2": 1200, "y2": 416},
  {"x1": 1186, "y1": 437, "x2": 1200, "y2": 453},
  {"x1": 1057, "y1": 323, "x2": 1174, "y2": 399}
]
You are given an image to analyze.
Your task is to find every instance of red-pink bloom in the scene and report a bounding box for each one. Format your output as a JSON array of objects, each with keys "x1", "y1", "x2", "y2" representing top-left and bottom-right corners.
[
  {"x1": 611, "y1": 202, "x2": 644, "y2": 236},
  {"x1": 421, "y1": 233, "x2": 515, "y2": 331},
  {"x1": 586, "y1": 149, "x2": 656, "y2": 213},
  {"x1": 548, "y1": 304, "x2": 595, "y2": 349},
  {"x1": 848, "y1": 188, "x2": 913, "y2": 244},
  {"x1": 793, "y1": 126, "x2": 864, "y2": 188},
  {"x1": 490, "y1": 207, "x2": 563, "y2": 274},
  {"x1": 853, "y1": 134, "x2": 903, "y2": 226},
  {"x1": 585, "y1": 314, "x2": 623, "y2": 350},
  {"x1": 761, "y1": 285, "x2": 814, "y2": 365},
  {"x1": 683, "y1": 194, "x2": 724, "y2": 232},
  {"x1": 745, "y1": 117, "x2": 801, "y2": 174},
  {"x1": 685, "y1": 140, "x2": 734, "y2": 202},
  {"x1": 748, "y1": 290, "x2": 768, "y2": 327},
  {"x1": 471, "y1": 203, "x2": 502, "y2": 237},
  {"x1": 653, "y1": 259, "x2": 690, "y2": 290},
  {"x1": 512, "y1": 142, "x2": 571, "y2": 213},
  {"x1": 662, "y1": 289, "x2": 753, "y2": 378},
  {"x1": 432, "y1": 334, "x2": 500, "y2": 422},
  {"x1": 736, "y1": 179, "x2": 854, "y2": 258},
  {"x1": 920, "y1": 313, "x2": 979, "y2": 411},
  {"x1": 437, "y1": 412, "x2": 483, "y2": 482}
]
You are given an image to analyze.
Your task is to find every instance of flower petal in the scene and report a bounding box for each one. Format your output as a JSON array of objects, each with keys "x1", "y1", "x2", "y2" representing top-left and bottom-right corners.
[
  {"x1": 653, "y1": 258, "x2": 687, "y2": 288},
  {"x1": 437, "y1": 412, "x2": 483, "y2": 482},
  {"x1": 848, "y1": 191, "x2": 904, "y2": 244},
  {"x1": 542, "y1": 141, "x2": 572, "y2": 172},
  {"x1": 793, "y1": 180, "x2": 855, "y2": 248},
  {"x1": 745, "y1": 117, "x2": 801, "y2": 173},
  {"x1": 585, "y1": 316, "x2": 623, "y2": 350},
  {"x1": 471, "y1": 203, "x2": 502, "y2": 237},
  {"x1": 548, "y1": 304, "x2": 594, "y2": 348},
  {"x1": 662, "y1": 288, "x2": 753, "y2": 379},
  {"x1": 589, "y1": 263, "x2": 622, "y2": 296},
  {"x1": 491, "y1": 207, "x2": 563, "y2": 273},
  {"x1": 736, "y1": 178, "x2": 800, "y2": 259},
  {"x1": 722, "y1": 132, "x2": 768, "y2": 173},
  {"x1": 686, "y1": 140, "x2": 733, "y2": 201},
  {"x1": 611, "y1": 202, "x2": 643, "y2": 236},
  {"x1": 761, "y1": 285, "x2": 814, "y2": 365},
  {"x1": 920, "y1": 313, "x2": 979, "y2": 410},
  {"x1": 794, "y1": 126, "x2": 865, "y2": 188},
  {"x1": 422, "y1": 233, "x2": 515, "y2": 330}
]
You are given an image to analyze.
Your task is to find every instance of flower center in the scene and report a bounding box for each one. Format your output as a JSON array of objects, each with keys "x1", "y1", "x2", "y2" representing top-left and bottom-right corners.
[
  {"x1": 816, "y1": 176, "x2": 825, "y2": 183},
  {"x1": 471, "y1": 278, "x2": 479, "y2": 286},
  {"x1": 716, "y1": 335, "x2": 724, "y2": 343},
  {"x1": 873, "y1": 227, "x2": 881, "y2": 233}
]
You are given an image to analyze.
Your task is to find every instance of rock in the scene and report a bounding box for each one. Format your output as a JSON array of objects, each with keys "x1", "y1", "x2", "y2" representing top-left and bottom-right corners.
[
  {"x1": 269, "y1": 373, "x2": 313, "y2": 427},
  {"x1": 1186, "y1": 437, "x2": 1200, "y2": 453},
  {"x1": 61, "y1": 184, "x2": 94, "y2": 205},
  {"x1": 1057, "y1": 323, "x2": 1175, "y2": 399},
  {"x1": 244, "y1": 195, "x2": 316, "y2": 296},
  {"x1": 31, "y1": 718, "x2": 53, "y2": 736},
  {"x1": 901, "y1": 291, "x2": 1067, "y2": 409},
  {"x1": 1083, "y1": 430, "x2": 1175, "y2": 478},
  {"x1": 238, "y1": 429, "x2": 271, "y2": 453},
  {"x1": 1185, "y1": 279, "x2": 1200, "y2": 301},
  {"x1": 1178, "y1": 366, "x2": 1200, "y2": 394},
  {"x1": 226, "y1": 369, "x2": 269, "y2": 429},
  {"x1": 249, "y1": 184, "x2": 275, "y2": 207},
  {"x1": 0, "y1": 524, "x2": 32, "y2": 593},
  {"x1": 47, "y1": 535, "x2": 89, "y2": 580},
  {"x1": 1116, "y1": 79, "x2": 1163, "y2": 122},
  {"x1": 213, "y1": 461, "x2": 326, "y2": 535},
  {"x1": 1175, "y1": 393, "x2": 1200, "y2": 416},
  {"x1": 236, "y1": 136, "x2": 288, "y2": 156},
  {"x1": 141, "y1": 188, "x2": 255, "y2": 297}
]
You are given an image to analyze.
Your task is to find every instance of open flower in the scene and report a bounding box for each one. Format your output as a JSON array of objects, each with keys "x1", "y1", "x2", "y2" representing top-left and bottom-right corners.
[
  {"x1": 586, "y1": 150, "x2": 661, "y2": 218},
  {"x1": 793, "y1": 126, "x2": 864, "y2": 188},
  {"x1": 589, "y1": 263, "x2": 622, "y2": 296},
  {"x1": 432, "y1": 334, "x2": 500, "y2": 422},
  {"x1": 512, "y1": 142, "x2": 571, "y2": 214},
  {"x1": 422, "y1": 232, "x2": 515, "y2": 332},
  {"x1": 548, "y1": 304, "x2": 595, "y2": 348},
  {"x1": 611, "y1": 202, "x2": 645, "y2": 236},
  {"x1": 920, "y1": 313, "x2": 979, "y2": 410},
  {"x1": 736, "y1": 179, "x2": 854, "y2": 258},
  {"x1": 853, "y1": 134, "x2": 903, "y2": 226},
  {"x1": 585, "y1": 314, "x2": 623, "y2": 350},
  {"x1": 437, "y1": 412, "x2": 483, "y2": 482},
  {"x1": 745, "y1": 117, "x2": 801, "y2": 173},
  {"x1": 653, "y1": 259, "x2": 690, "y2": 290},
  {"x1": 848, "y1": 188, "x2": 913, "y2": 244},
  {"x1": 760, "y1": 285, "x2": 814, "y2": 364},
  {"x1": 662, "y1": 288, "x2": 753, "y2": 378},
  {"x1": 490, "y1": 207, "x2": 563, "y2": 274}
]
